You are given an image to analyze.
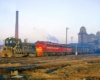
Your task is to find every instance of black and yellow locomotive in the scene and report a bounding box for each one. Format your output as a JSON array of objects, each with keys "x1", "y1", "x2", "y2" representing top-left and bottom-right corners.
[{"x1": 1, "y1": 37, "x2": 36, "y2": 57}]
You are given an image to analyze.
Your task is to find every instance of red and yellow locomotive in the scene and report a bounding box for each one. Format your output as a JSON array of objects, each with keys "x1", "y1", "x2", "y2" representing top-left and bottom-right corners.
[{"x1": 36, "y1": 41, "x2": 72, "y2": 56}]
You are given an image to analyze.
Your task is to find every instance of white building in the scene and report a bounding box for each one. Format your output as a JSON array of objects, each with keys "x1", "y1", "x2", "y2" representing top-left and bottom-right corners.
[{"x1": 78, "y1": 26, "x2": 100, "y2": 53}]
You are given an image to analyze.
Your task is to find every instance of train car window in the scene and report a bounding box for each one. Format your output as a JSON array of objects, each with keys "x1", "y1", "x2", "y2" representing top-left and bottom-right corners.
[
  {"x1": 56, "y1": 45, "x2": 58, "y2": 47},
  {"x1": 63, "y1": 46, "x2": 66, "y2": 48},
  {"x1": 57, "y1": 45, "x2": 59, "y2": 47},
  {"x1": 53, "y1": 45, "x2": 55, "y2": 47},
  {"x1": 47, "y1": 44, "x2": 51, "y2": 46},
  {"x1": 60, "y1": 45, "x2": 62, "y2": 47},
  {"x1": 39, "y1": 42, "x2": 43, "y2": 44},
  {"x1": 47, "y1": 44, "x2": 48, "y2": 46}
]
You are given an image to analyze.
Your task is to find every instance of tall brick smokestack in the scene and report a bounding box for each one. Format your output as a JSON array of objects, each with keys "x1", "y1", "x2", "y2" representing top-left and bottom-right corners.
[{"x1": 15, "y1": 11, "x2": 18, "y2": 39}]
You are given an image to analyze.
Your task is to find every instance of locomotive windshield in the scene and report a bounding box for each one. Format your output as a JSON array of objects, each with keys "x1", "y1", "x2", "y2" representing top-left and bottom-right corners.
[
  {"x1": 5, "y1": 37, "x2": 20, "y2": 47},
  {"x1": 13, "y1": 40, "x2": 16, "y2": 43},
  {"x1": 5, "y1": 40, "x2": 8, "y2": 44},
  {"x1": 10, "y1": 40, "x2": 12, "y2": 43}
]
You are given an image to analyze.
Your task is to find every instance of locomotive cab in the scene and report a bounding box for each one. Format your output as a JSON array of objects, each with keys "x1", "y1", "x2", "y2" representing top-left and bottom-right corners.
[
  {"x1": 5, "y1": 37, "x2": 21, "y2": 47},
  {"x1": 4, "y1": 37, "x2": 22, "y2": 51}
]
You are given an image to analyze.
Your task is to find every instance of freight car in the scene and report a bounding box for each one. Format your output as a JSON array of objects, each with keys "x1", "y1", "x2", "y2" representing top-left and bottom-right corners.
[{"x1": 1, "y1": 37, "x2": 73, "y2": 58}]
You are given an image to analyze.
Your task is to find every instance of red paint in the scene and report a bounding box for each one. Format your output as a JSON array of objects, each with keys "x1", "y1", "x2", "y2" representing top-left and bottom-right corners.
[{"x1": 35, "y1": 41, "x2": 73, "y2": 56}]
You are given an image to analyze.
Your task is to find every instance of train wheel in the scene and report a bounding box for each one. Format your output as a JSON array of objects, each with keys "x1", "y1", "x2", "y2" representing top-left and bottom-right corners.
[
  {"x1": 34, "y1": 52, "x2": 37, "y2": 57},
  {"x1": 14, "y1": 53, "x2": 23, "y2": 57},
  {"x1": 48, "y1": 53, "x2": 50, "y2": 56},
  {"x1": 55, "y1": 53, "x2": 57, "y2": 56},
  {"x1": 52, "y1": 53, "x2": 55, "y2": 56},
  {"x1": 56, "y1": 53, "x2": 59, "y2": 56},
  {"x1": 44, "y1": 52, "x2": 48, "y2": 56},
  {"x1": 13, "y1": 52, "x2": 23, "y2": 57},
  {"x1": 63, "y1": 53, "x2": 65, "y2": 56},
  {"x1": 65, "y1": 53, "x2": 67, "y2": 56},
  {"x1": 46, "y1": 52, "x2": 49, "y2": 56},
  {"x1": 29, "y1": 53, "x2": 36, "y2": 57},
  {"x1": 58, "y1": 53, "x2": 61, "y2": 56},
  {"x1": 43, "y1": 52, "x2": 45, "y2": 56},
  {"x1": 61, "y1": 53, "x2": 63, "y2": 56}
]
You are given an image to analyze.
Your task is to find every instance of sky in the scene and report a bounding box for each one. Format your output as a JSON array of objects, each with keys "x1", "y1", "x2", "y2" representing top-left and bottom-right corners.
[{"x1": 0, "y1": 0, "x2": 100, "y2": 45}]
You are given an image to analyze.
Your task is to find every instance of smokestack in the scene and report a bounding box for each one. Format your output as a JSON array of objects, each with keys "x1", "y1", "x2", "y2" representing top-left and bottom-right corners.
[{"x1": 15, "y1": 11, "x2": 18, "y2": 39}]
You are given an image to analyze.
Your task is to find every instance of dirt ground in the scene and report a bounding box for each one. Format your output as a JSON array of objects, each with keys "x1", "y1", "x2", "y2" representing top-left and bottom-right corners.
[{"x1": 0, "y1": 55, "x2": 100, "y2": 80}]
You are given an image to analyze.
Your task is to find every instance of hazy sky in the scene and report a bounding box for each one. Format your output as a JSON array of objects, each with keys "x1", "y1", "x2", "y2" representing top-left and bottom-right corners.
[{"x1": 0, "y1": 0, "x2": 100, "y2": 44}]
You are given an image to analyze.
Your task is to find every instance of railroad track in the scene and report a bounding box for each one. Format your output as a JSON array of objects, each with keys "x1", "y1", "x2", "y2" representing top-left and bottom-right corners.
[
  {"x1": 0, "y1": 55, "x2": 100, "y2": 70},
  {"x1": 1, "y1": 55, "x2": 100, "y2": 80}
]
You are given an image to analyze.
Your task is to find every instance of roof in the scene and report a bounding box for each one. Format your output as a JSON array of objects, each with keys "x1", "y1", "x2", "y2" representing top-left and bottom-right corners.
[
  {"x1": 88, "y1": 33, "x2": 95, "y2": 36},
  {"x1": 96, "y1": 31, "x2": 100, "y2": 36},
  {"x1": 78, "y1": 26, "x2": 87, "y2": 35},
  {"x1": 6, "y1": 37, "x2": 21, "y2": 41}
]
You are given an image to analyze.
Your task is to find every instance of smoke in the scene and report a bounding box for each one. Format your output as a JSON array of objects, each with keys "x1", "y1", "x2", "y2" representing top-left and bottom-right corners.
[
  {"x1": 22, "y1": 27, "x2": 59, "y2": 43},
  {"x1": 47, "y1": 34, "x2": 59, "y2": 42}
]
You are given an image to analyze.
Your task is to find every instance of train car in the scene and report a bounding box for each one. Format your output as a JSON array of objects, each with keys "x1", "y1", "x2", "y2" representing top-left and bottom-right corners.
[
  {"x1": 1, "y1": 37, "x2": 36, "y2": 57},
  {"x1": 35, "y1": 41, "x2": 73, "y2": 56}
]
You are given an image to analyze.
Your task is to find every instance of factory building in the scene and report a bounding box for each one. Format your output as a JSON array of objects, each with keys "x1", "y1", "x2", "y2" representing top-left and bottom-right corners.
[{"x1": 70, "y1": 26, "x2": 100, "y2": 54}]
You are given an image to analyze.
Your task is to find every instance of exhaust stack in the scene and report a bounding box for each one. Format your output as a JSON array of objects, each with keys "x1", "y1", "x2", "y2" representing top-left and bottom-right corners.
[{"x1": 15, "y1": 11, "x2": 18, "y2": 39}]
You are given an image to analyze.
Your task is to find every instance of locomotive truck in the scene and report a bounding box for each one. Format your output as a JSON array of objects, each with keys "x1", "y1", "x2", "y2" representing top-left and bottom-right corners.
[{"x1": 1, "y1": 37, "x2": 73, "y2": 58}]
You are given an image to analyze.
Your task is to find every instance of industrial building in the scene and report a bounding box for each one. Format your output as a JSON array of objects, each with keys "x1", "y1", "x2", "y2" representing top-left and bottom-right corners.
[{"x1": 70, "y1": 26, "x2": 100, "y2": 54}]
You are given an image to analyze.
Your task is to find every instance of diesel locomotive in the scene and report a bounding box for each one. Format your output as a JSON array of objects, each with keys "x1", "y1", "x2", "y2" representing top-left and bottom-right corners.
[
  {"x1": 1, "y1": 37, "x2": 73, "y2": 58},
  {"x1": 1, "y1": 37, "x2": 36, "y2": 57},
  {"x1": 36, "y1": 41, "x2": 72, "y2": 56}
]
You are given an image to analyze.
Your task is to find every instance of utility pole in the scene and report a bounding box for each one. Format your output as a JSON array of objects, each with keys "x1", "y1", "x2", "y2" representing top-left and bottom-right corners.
[
  {"x1": 81, "y1": 31, "x2": 83, "y2": 54},
  {"x1": 66, "y1": 27, "x2": 69, "y2": 54},
  {"x1": 71, "y1": 37, "x2": 73, "y2": 44}
]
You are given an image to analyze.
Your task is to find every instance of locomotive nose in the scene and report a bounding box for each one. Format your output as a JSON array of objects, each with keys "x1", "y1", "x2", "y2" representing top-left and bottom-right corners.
[{"x1": 36, "y1": 46, "x2": 43, "y2": 56}]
